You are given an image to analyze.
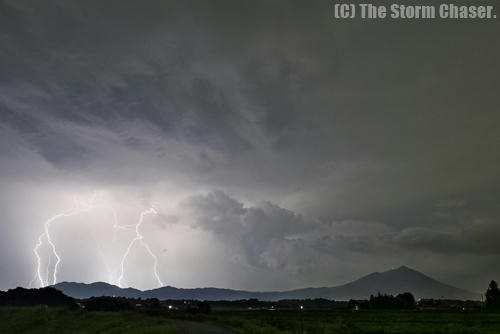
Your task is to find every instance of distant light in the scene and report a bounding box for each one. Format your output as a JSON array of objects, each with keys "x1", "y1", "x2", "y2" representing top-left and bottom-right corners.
[
  {"x1": 168, "y1": 305, "x2": 173, "y2": 309},
  {"x1": 300, "y1": 305, "x2": 304, "y2": 310}
]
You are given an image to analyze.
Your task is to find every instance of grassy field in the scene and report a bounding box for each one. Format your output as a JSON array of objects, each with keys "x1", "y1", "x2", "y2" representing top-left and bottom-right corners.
[
  {"x1": 178, "y1": 309, "x2": 500, "y2": 334},
  {"x1": 2, "y1": 307, "x2": 500, "y2": 333},
  {"x1": 0, "y1": 307, "x2": 179, "y2": 334}
]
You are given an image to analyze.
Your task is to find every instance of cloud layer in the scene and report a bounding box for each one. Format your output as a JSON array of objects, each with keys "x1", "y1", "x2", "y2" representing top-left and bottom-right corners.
[{"x1": 1, "y1": 0, "x2": 499, "y2": 292}]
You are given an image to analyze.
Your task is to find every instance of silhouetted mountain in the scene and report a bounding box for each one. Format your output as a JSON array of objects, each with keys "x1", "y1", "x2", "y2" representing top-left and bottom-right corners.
[
  {"x1": 52, "y1": 266, "x2": 480, "y2": 301},
  {"x1": 274, "y1": 266, "x2": 479, "y2": 300},
  {"x1": 53, "y1": 281, "x2": 142, "y2": 299}
]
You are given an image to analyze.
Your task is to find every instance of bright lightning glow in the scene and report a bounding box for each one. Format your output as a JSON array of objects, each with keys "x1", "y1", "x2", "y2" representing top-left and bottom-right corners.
[
  {"x1": 117, "y1": 208, "x2": 164, "y2": 288},
  {"x1": 33, "y1": 196, "x2": 98, "y2": 287},
  {"x1": 45, "y1": 254, "x2": 52, "y2": 286},
  {"x1": 31, "y1": 195, "x2": 165, "y2": 289}
]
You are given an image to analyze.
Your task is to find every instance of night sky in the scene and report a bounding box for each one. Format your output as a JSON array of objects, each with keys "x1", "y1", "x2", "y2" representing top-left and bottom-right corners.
[{"x1": 1, "y1": 0, "x2": 499, "y2": 293}]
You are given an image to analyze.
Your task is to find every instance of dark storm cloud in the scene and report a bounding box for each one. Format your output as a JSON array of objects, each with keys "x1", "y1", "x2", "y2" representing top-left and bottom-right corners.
[
  {"x1": 177, "y1": 190, "x2": 500, "y2": 273},
  {"x1": 179, "y1": 190, "x2": 316, "y2": 268},
  {"x1": 1, "y1": 0, "x2": 500, "y2": 291},
  {"x1": 394, "y1": 198, "x2": 500, "y2": 255}
]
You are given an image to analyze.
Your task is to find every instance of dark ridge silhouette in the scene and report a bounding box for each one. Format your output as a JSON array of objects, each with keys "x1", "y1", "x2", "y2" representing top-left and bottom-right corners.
[
  {"x1": 82, "y1": 296, "x2": 161, "y2": 311},
  {"x1": 0, "y1": 287, "x2": 77, "y2": 308},
  {"x1": 53, "y1": 266, "x2": 480, "y2": 301},
  {"x1": 83, "y1": 296, "x2": 133, "y2": 311}
]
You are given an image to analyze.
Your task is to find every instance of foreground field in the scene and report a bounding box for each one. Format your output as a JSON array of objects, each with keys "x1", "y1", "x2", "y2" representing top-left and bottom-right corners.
[
  {"x1": 180, "y1": 309, "x2": 500, "y2": 334},
  {"x1": 2, "y1": 307, "x2": 500, "y2": 333},
  {"x1": 0, "y1": 307, "x2": 179, "y2": 334}
]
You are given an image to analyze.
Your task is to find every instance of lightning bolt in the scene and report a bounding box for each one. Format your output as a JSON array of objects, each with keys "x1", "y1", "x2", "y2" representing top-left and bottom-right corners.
[
  {"x1": 33, "y1": 196, "x2": 98, "y2": 287},
  {"x1": 31, "y1": 196, "x2": 164, "y2": 289},
  {"x1": 117, "y1": 208, "x2": 164, "y2": 288}
]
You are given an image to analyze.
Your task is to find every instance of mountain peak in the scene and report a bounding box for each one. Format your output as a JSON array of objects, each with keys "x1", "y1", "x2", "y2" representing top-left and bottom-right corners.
[
  {"x1": 382, "y1": 266, "x2": 424, "y2": 276},
  {"x1": 393, "y1": 265, "x2": 413, "y2": 272}
]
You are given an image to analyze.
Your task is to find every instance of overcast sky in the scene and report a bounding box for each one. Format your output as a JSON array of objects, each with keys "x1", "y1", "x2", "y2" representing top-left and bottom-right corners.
[{"x1": 1, "y1": 0, "x2": 499, "y2": 293}]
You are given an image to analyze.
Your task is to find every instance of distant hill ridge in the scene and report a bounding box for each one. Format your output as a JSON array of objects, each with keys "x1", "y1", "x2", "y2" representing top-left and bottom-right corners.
[{"x1": 53, "y1": 266, "x2": 480, "y2": 301}]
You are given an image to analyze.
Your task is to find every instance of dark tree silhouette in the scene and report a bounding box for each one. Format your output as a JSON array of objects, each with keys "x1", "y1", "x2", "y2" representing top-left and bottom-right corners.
[
  {"x1": 197, "y1": 301, "x2": 211, "y2": 313},
  {"x1": 396, "y1": 292, "x2": 416, "y2": 309},
  {"x1": 84, "y1": 296, "x2": 133, "y2": 311},
  {"x1": 486, "y1": 280, "x2": 500, "y2": 310},
  {"x1": 186, "y1": 301, "x2": 211, "y2": 313},
  {"x1": 0, "y1": 287, "x2": 76, "y2": 308},
  {"x1": 368, "y1": 292, "x2": 415, "y2": 309}
]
